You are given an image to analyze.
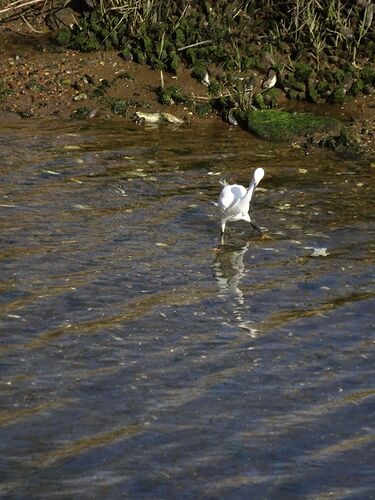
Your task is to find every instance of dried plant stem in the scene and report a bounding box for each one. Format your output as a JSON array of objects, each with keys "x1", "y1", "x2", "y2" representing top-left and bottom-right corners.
[
  {"x1": 20, "y1": 13, "x2": 48, "y2": 32},
  {"x1": 177, "y1": 40, "x2": 212, "y2": 52},
  {"x1": 0, "y1": 0, "x2": 46, "y2": 14},
  {"x1": 160, "y1": 69, "x2": 164, "y2": 89}
]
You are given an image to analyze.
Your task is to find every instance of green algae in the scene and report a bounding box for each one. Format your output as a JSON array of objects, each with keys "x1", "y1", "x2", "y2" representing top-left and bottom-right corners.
[{"x1": 240, "y1": 109, "x2": 343, "y2": 141}]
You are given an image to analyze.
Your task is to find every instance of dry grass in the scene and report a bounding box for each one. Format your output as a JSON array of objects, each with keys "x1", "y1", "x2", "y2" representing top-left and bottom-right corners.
[
  {"x1": 1, "y1": 0, "x2": 373, "y2": 66},
  {"x1": 274, "y1": 0, "x2": 374, "y2": 65}
]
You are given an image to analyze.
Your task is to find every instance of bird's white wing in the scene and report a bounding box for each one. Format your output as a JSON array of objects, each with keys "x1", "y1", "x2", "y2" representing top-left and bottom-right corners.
[{"x1": 219, "y1": 184, "x2": 247, "y2": 214}]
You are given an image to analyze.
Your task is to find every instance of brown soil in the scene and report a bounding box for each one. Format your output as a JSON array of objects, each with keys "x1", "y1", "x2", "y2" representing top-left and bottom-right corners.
[
  {"x1": 0, "y1": 21, "x2": 211, "y2": 122},
  {"x1": 1, "y1": 19, "x2": 374, "y2": 159}
]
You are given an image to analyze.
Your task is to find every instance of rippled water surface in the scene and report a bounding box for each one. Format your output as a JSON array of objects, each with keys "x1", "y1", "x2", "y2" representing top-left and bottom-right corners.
[{"x1": 1, "y1": 118, "x2": 374, "y2": 499}]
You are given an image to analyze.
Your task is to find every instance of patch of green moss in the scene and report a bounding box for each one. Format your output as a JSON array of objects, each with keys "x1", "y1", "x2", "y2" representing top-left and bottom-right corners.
[
  {"x1": 243, "y1": 109, "x2": 342, "y2": 141},
  {"x1": 173, "y1": 27, "x2": 185, "y2": 48},
  {"x1": 114, "y1": 71, "x2": 134, "y2": 81},
  {"x1": 332, "y1": 69, "x2": 346, "y2": 84},
  {"x1": 191, "y1": 61, "x2": 209, "y2": 83},
  {"x1": 306, "y1": 79, "x2": 319, "y2": 103},
  {"x1": 253, "y1": 93, "x2": 266, "y2": 109},
  {"x1": 361, "y1": 67, "x2": 375, "y2": 86},
  {"x1": 263, "y1": 88, "x2": 280, "y2": 108},
  {"x1": 170, "y1": 86, "x2": 187, "y2": 103},
  {"x1": 156, "y1": 86, "x2": 173, "y2": 105},
  {"x1": 120, "y1": 47, "x2": 133, "y2": 61},
  {"x1": 208, "y1": 80, "x2": 223, "y2": 95},
  {"x1": 167, "y1": 51, "x2": 179, "y2": 74},
  {"x1": 56, "y1": 29, "x2": 71, "y2": 47},
  {"x1": 149, "y1": 55, "x2": 165, "y2": 70},
  {"x1": 195, "y1": 102, "x2": 213, "y2": 116},
  {"x1": 291, "y1": 80, "x2": 305, "y2": 92},
  {"x1": 133, "y1": 49, "x2": 146, "y2": 65},
  {"x1": 26, "y1": 80, "x2": 46, "y2": 92},
  {"x1": 71, "y1": 30, "x2": 100, "y2": 52},
  {"x1": 156, "y1": 85, "x2": 188, "y2": 105},
  {"x1": 329, "y1": 86, "x2": 345, "y2": 105},
  {"x1": 110, "y1": 99, "x2": 129, "y2": 115},
  {"x1": 287, "y1": 89, "x2": 298, "y2": 101},
  {"x1": 294, "y1": 62, "x2": 313, "y2": 82},
  {"x1": 0, "y1": 81, "x2": 13, "y2": 99},
  {"x1": 109, "y1": 29, "x2": 119, "y2": 48},
  {"x1": 141, "y1": 35, "x2": 153, "y2": 55},
  {"x1": 315, "y1": 80, "x2": 331, "y2": 101},
  {"x1": 71, "y1": 107, "x2": 92, "y2": 119},
  {"x1": 90, "y1": 79, "x2": 111, "y2": 98}
]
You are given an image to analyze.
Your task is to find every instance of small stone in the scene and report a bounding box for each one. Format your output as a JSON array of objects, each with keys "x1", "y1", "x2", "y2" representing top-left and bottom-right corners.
[{"x1": 73, "y1": 92, "x2": 88, "y2": 101}]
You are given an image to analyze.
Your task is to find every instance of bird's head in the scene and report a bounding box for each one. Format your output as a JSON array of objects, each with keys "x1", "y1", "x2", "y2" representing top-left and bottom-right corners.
[{"x1": 253, "y1": 167, "x2": 265, "y2": 186}]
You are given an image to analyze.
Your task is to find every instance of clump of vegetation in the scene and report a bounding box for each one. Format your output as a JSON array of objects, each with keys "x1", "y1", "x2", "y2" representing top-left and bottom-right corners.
[
  {"x1": 1, "y1": 0, "x2": 373, "y2": 127},
  {"x1": 237, "y1": 109, "x2": 342, "y2": 141},
  {"x1": 194, "y1": 102, "x2": 213, "y2": 117},
  {"x1": 98, "y1": 95, "x2": 145, "y2": 115},
  {"x1": 114, "y1": 71, "x2": 134, "y2": 81},
  {"x1": 109, "y1": 98, "x2": 129, "y2": 116},
  {"x1": 156, "y1": 85, "x2": 188, "y2": 105},
  {"x1": 50, "y1": 0, "x2": 373, "y2": 112},
  {"x1": 0, "y1": 80, "x2": 13, "y2": 100},
  {"x1": 25, "y1": 80, "x2": 46, "y2": 92},
  {"x1": 90, "y1": 79, "x2": 111, "y2": 98},
  {"x1": 71, "y1": 107, "x2": 93, "y2": 119},
  {"x1": 56, "y1": 28, "x2": 71, "y2": 48},
  {"x1": 294, "y1": 63, "x2": 314, "y2": 83}
]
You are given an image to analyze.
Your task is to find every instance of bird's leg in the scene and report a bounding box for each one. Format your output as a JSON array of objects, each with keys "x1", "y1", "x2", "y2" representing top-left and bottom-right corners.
[
  {"x1": 220, "y1": 221, "x2": 226, "y2": 245},
  {"x1": 250, "y1": 221, "x2": 262, "y2": 234}
]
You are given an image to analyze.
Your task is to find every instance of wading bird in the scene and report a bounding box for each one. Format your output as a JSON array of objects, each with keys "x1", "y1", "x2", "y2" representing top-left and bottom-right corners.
[{"x1": 218, "y1": 167, "x2": 265, "y2": 243}]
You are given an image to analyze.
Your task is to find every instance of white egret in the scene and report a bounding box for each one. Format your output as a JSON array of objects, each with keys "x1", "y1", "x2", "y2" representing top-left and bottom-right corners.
[{"x1": 218, "y1": 167, "x2": 265, "y2": 242}]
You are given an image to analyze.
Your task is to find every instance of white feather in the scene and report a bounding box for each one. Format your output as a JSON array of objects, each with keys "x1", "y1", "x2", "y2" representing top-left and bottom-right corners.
[{"x1": 218, "y1": 168, "x2": 265, "y2": 240}]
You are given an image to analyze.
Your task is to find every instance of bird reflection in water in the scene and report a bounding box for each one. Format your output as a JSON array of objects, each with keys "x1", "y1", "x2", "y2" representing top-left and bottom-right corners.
[{"x1": 213, "y1": 241, "x2": 258, "y2": 336}]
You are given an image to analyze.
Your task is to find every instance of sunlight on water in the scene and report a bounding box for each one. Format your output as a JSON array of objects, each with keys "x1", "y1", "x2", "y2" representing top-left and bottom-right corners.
[{"x1": 0, "y1": 118, "x2": 374, "y2": 498}]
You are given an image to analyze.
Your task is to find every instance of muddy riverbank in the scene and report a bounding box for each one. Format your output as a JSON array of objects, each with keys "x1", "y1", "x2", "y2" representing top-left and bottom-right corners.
[{"x1": 1, "y1": 20, "x2": 375, "y2": 159}]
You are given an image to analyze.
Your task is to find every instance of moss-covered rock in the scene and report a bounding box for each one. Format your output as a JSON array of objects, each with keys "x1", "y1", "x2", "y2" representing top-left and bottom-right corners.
[{"x1": 239, "y1": 109, "x2": 343, "y2": 141}]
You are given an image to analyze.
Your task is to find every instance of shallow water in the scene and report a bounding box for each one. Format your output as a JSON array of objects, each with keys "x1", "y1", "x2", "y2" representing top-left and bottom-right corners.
[{"x1": 0, "y1": 118, "x2": 374, "y2": 499}]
